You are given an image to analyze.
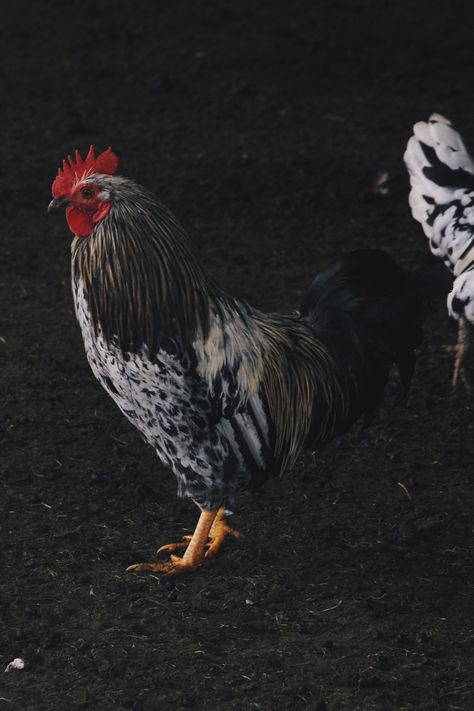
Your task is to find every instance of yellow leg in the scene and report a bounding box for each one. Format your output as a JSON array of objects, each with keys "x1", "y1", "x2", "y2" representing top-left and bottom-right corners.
[
  {"x1": 157, "y1": 506, "x2": 241, "y2": 558},
  {"x1": 126, "y1": 506, "x2": 241, "y2": 576},
  {"x1": 206, "y1": 507, "x2": 241, "y2": 559},
  {"x1": 448, "y1": 317, "x2": 472, "y2": 392},
  {"x1": 156, "y1": 507, "x2": 241, "y2": 558}
]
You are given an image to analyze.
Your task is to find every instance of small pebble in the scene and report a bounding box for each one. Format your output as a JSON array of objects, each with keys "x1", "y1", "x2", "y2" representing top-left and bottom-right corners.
[{"x1": 5, "y1": 658, "x2": 25, "y2": 673}]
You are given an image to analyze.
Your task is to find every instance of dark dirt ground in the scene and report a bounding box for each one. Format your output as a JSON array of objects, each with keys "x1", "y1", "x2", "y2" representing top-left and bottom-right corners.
[{"x1": 1, "y1": 2, "x2": 474, "y2": 710}]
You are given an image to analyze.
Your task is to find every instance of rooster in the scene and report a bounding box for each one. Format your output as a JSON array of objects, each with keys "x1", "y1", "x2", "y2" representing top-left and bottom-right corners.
[
  {"x1": 49, "y1": 147, "x2": 429, "y2": 576},
  {"x1": 404, "y1": 113, "x2": 474, "y2": 390}
]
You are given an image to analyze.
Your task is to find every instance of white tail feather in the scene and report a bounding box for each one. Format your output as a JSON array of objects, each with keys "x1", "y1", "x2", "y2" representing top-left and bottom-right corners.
[{"x1": 405, "y1": 114, "x2": 474, "y2": 324}]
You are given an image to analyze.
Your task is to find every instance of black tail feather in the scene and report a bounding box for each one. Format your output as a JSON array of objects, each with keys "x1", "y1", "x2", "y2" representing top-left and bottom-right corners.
[{"x1": 299, "y1": 249, "x2": 447, "y2": 426}]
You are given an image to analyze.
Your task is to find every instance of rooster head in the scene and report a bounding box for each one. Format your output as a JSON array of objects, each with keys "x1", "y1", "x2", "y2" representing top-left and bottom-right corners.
[{"x1": 48, "y1": 146, "x2": 119, "y2": 237}]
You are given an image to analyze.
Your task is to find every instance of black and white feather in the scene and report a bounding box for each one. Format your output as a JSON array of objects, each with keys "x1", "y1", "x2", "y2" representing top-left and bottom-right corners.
[{"x1": 404, "y1": 113, "x2": 474, "y2": 322}]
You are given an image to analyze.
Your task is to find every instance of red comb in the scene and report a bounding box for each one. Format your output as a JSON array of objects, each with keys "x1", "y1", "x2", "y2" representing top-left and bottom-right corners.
[{"x1": 52, "y1": 146, "x2": 119, "y2": 197}]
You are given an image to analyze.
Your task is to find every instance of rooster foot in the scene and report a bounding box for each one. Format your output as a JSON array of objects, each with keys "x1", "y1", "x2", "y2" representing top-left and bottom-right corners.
[{"x1": 126, "y1": 507, "x2": 241, "y2": 577}]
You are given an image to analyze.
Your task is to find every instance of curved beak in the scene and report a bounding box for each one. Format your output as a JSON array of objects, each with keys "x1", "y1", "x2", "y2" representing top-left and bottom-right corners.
[{"x1": 47, "y1": 197, "x2": 70, "y2": 213}]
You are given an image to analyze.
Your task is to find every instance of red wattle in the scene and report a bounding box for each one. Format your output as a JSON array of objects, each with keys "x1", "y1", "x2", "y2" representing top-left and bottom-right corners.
[{"x1": 66, "y1": 206, "x2": 94, "y2": 237}]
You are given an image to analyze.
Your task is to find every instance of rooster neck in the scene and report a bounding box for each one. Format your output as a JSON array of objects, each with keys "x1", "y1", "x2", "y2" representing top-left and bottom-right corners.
[{"x1": 70, "y1": 196, "x2": 226, "y2": 355}]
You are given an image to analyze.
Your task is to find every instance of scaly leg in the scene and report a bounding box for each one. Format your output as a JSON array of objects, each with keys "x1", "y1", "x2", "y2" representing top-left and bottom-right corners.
[
  {"x1": 126, "y1": 507, "x2": 241, "y2": 576},
  {"x1": 154, "y1": 507, "x2": 241, "y2": 557},
  {"x1": 448, "y1": 317, "x2": 473, "y2": 392},
  {"x1": 206, "y1": 507, "x2": 241, "y2": 559}
]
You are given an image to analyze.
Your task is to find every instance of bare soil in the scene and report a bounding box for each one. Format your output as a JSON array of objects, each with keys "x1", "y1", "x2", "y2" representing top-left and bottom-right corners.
[{"x1": 1, "y1": 2, "x2": 473, "y2": 710}]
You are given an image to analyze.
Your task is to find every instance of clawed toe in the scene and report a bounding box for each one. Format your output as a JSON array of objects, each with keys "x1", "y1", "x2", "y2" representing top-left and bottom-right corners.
[
  {"x1": 156, "y1": 535, "x2": 193, "y2": 554},
  {"x1": 126, "y1": 558, "x2": 199, "y2": 576}
]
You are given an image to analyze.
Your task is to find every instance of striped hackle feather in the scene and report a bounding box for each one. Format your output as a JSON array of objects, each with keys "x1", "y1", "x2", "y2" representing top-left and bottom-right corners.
[{"x1": 72, "y1": 178, "x2": 213, "y2": 354}]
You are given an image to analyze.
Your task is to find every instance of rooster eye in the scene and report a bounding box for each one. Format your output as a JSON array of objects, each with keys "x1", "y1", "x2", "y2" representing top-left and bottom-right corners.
[{"x1": 81, "y1": 187, "x2": 94, "y2": 199}]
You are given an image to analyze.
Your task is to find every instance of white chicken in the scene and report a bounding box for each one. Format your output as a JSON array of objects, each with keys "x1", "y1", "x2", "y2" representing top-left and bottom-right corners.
[{"x1": 405, "y1": 113, "x2": 474, "y2": 390}]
